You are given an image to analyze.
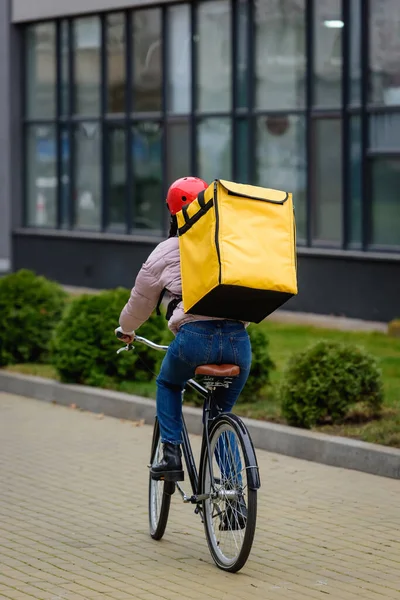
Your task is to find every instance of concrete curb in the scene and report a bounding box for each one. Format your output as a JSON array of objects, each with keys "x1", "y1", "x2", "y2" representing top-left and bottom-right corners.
[{"x1": 1, "y1": 370, "x2": 399, "y2": 480}]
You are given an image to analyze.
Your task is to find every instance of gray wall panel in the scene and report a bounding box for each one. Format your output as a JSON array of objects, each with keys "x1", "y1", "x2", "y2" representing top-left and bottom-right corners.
[
  {"x1": 12, "y1": 0, "x2": 180, "y2": 22},
  {"x1": 0, "y1": 0, "x2": 11, "y2": 270}
]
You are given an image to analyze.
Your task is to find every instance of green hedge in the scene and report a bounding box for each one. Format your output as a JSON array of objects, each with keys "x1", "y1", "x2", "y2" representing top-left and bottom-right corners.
[
  {"x1": 51, "y1": 288, "x2": 167, "y2": 386},
  {"x1": 0, "y1": 269, "x2": 67, "y2": 367},
  {"x1": 280, "y1": 341, "x2": 384, "y2": 428}
]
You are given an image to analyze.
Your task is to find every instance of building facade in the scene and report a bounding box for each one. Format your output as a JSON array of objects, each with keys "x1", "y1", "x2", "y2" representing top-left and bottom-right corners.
[{"x1": 1, "y1": 0, "x2": 400, "y2": 320}]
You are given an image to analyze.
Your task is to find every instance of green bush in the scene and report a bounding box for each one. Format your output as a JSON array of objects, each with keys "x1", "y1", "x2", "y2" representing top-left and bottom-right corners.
[
  {"x1": 0, "y1": 269, "x2": 67, "y2": 367},
  {"x1": 280, "y1": 341, "x2": 384, "y2": 429},
  {"x1": 51, "y1": 288, "x2": 167, "y2": 386}
]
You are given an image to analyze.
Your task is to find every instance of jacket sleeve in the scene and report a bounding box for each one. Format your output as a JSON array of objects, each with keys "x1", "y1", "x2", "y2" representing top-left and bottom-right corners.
[{"x1": 119, "y1": 253, "x2": 165, "y2": 333}]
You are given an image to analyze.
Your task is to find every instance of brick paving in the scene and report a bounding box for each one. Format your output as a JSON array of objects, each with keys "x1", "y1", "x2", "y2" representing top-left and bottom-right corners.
[{"x1": 0, "y1": 392, "x2": 399, "y2": 600}]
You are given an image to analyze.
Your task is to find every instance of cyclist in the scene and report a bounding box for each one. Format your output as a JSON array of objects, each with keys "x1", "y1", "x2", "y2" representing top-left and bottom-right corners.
[{"x1": 115, "y1": 177, "x2": 251, "y2": 490}]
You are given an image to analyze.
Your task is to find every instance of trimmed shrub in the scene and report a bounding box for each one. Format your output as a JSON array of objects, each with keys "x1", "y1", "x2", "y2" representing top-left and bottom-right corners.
[
  {"x1": 51, "y1": 288, "x2": 167, "y2": 386},
  {"x1": 280, "y1": 341, "x2": 384, "y2": 429},
  {"x1": 0, "y1": 269, "x2": 67, "y2": 367}
]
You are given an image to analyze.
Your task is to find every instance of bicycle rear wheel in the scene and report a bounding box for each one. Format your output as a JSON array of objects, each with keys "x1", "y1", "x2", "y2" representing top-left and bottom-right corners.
[
  {"x1": 200, "y1": 414, "x2": 258, "y2": 572},
  {"x1": 148, "y1": 418, "x2": 172, "y2": 540}
]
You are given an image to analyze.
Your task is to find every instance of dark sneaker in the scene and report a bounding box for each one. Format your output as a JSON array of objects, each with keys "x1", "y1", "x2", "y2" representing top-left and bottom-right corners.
[{"x1": 150, "y1": 442, "x2": 184, "y2": 482}]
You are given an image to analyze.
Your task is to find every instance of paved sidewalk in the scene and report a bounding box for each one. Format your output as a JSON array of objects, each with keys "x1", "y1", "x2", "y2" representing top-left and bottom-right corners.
[{"x1": 0, "y1": 393, "x2": 399, "y2": 600}]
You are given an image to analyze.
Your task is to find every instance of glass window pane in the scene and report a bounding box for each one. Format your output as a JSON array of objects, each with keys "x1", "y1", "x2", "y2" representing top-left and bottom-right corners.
[
  {"x1": 60, "y1": 127, "x2": 71, "y2": 229},
  {"x1": 349, "y1": 116, "x2": 362, "y2": 246},
  {"x1": 132, "y1": 122, "x2": 163, "y2": 232},
  {"x1": 26, "y1": 125, "x2": 57, "y2": 228},
  {"x1": 197, "y1": 1, "x2": 232, "y2": 112},
  {"x1": 74, "y1": 122, "x2": 101, "y2": 229},
  {"x1": 350, "y1": 0, "x2": 361, "y2": 105},
  {"x1": 132, "y1": 9, "x2": 162, "y2": 113},
  {"x1": 167, "y1": 5, "x2": 191, "y2": 114},
  {"x1": 166, "y1": 121, "x2": 191, "y2": 186},
  {"x1": 313, "y1": 119, "x2": 342, "y2": 243},
  {"x1": 369, "y1": 1, "x2": 400, "y2": 105},
  {"x1": 60, "y1": 21, "x2": 69, "y2": 116},
  {"x1": 371, "y1": 158, "x2": 400, "y2": 246},
  {"x1": 73, "y1": 17, "x2": 101, "y2": 115},
  {"x1": 237, "y1": 0, "x2": 249, "y2": 109},
  {"x1": 197, "y1": 118, "x2": 232, "y2": 182},
  {"x1": 256, "y1": 115, "x2": 306, "y2": 240},
  {"x1": 108, "y1": 129, "x2": 126, "y2": 231},
  {"x1": 314, "y1": 1, "x2": 343, "y2": 107},
  {"x1": 235, "y1": 119, "x2": 249, "y2": 182},
  {"x1": 369, "y1": 112, "x2": 400, "y2": 151},
  {"x1": 25, "y1": 23, "x2": 56, "y2": 119},
  {"x1": 255, "y1": 0, "x2": 306, "y2": 110},
  {"x1": 106, "y1": 14, "x2": 126, "y2": 113}
]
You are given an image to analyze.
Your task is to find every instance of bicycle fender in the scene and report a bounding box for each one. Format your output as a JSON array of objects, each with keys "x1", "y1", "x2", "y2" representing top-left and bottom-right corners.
[{"x1": 209, "y1": 413, "x2": 261, "y2": 490}]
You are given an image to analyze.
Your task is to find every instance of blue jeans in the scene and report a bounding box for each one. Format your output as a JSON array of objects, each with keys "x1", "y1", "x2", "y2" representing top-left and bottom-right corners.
[{"x1": 156, "y1": 320, "x2": 252, "y2": 445}]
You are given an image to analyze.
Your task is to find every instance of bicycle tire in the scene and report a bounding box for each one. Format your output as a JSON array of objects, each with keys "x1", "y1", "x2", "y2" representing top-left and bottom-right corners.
[
  {"x1": 199, "y1": 413, "x2": 258, "y2": 572},
  {"x1": 148, "y1": 418, "x2": 172, "y2": 540}
]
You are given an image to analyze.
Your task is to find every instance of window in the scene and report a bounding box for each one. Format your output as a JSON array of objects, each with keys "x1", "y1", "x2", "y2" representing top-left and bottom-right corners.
[
  {"x1": 255, "y1": 0, "x2": 306, "y2": 110},
  {"x1": 371, "y1": 158, "x2": 400, "y2": 247},
  {"x1": 166, "y1": 122, "x2": 191, "y2": 186},
  {"x1": 198, "y1": 118, "x2": 232, "y2": 182},
  {"x1": 73, "y1": 17, "x2": 101, "y2": 115},
  {"x1": 369, "y1": 1, "x2": 400, "y2": 105},
  {"x1": 369, "y1": 112, "x2": 400, "y2": 152},
  {"x1": 74, "y1": 123, "x2": 101, "y2": 229},
  {"x1": 236, "y1": 0, "x2": 249, "y2": 109},
  {"x1": 349, "y1": 116, "x2": 362, "y2": 246},
  {"x1": 60, "y1": 21, "x2": 70, "y2": 116},
  {"x1": 167, "y1": 5, "x2": 191, "y2": 114},
  {"x1": 313, "y1": 0, "x2": 342, "y2": 107},
  {"x1": 312, "y1": 119, "x2": 342, "y2": 243},
  {"x1": 256, "y1": 115, "x2": 306, "y2": 240},
  {"x1": 108, "y1": 128, "x2": 127, "y2": 231},
  {"x1": 197, "y1": 0, "x2": 232, "y2": 112},
  {"x1": 132, "y1": 122, "x2": 163, "y2": 232},
  {"x1": 26, "y1": 125, "x2": 57, "y2": 227},
  {"x1": 106, "y1": 13, "x2": 126, "y2": 113},
  {"x1": 22, "y1": 6, "x2": 400, "y2": 256},
  {"x1": 26, "y1": 23, "x2": 56, "y2": 119},
  {"x1": 60, "y1": 127, "x2": 71, "y2": 229},
  {"x1": 132, "y1": 9, "x2": 162, "y2": 113},
  {"x1": 349, "y1": 0, "x2": 361, "y2": 105}
]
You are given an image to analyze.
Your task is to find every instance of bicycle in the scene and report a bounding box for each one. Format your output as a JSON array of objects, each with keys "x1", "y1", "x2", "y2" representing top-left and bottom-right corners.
[{"x1": 117, "y1": 334, "x2": 261, "y2": 573}]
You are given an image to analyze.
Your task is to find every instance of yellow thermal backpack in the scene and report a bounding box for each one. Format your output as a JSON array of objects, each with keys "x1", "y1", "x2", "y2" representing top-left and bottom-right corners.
[{"x1": 175, "y1": 179, "x2": 298, "y2": 323}]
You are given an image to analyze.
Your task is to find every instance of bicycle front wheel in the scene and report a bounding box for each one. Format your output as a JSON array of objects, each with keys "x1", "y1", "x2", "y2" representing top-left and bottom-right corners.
[
  {"x1": 200, "y1": 414, "x2": 258, "y2": 572},
  {"x1": 148, "y1": 418, "x2": 172, "y2": 540}
]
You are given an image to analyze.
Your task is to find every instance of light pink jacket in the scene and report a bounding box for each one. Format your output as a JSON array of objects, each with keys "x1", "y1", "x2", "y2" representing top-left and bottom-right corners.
[{"x1": 119, "y1": 236, "x2": 218, "y2": 335}]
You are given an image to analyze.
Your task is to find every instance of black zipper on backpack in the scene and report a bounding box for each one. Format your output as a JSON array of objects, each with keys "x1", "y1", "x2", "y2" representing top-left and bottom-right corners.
[{"x1": 213, "y1": 181, "x2": 222, "y2": 284}]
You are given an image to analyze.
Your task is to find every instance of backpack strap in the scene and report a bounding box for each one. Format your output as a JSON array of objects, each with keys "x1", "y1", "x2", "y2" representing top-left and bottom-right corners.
[
  {"x1": 156, "y1": 288, "x2": 167, "y2": 316},
  {"x1": 156, "y1": 288, "x2": 183, "y2": 320},
  {"x1": 197, "y1": 190, "x2": 206, "y2": 209}
]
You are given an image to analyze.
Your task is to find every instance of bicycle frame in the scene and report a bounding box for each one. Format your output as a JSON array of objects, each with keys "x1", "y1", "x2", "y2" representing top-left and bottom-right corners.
[{"x1": 117, "y1": 335, "x2": 218, "y2": 505}]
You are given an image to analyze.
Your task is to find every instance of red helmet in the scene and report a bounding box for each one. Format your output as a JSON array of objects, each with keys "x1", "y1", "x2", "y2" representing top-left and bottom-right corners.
[{"x1": 166, "y1": 176, "x2": 208, "y2": 215}]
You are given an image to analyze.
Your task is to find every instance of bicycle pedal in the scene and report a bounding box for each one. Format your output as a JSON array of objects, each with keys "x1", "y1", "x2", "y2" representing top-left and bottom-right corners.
[{"x1": 150, "y1": 469, "x2": 184, "y2": 482}]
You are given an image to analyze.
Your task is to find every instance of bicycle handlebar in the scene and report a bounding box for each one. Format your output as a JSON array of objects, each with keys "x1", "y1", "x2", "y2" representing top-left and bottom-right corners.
[{"x1": 116, "y1": 335, "x2": 169, "y2": 354}]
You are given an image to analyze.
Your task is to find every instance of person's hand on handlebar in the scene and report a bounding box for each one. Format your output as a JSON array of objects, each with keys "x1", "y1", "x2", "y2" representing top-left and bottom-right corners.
[{"x1": 115, "y1": 326, "x2": 135, "y2": 344}]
